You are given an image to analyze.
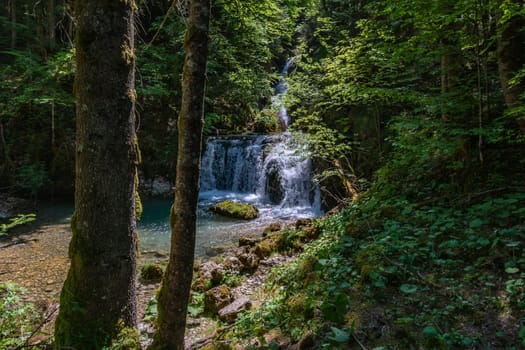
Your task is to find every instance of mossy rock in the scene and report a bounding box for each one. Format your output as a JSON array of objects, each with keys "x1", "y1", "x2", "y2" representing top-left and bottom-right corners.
[
  {"x1": 140, "y1": 262, "x2": 164, "y2": 281},
  {"x1": 204, "y1": 285, "x2": 233, "y2": 314},
  {"x1": 210, "y1": 200, "x2": 259, "y2": 220},
  {"x1": 254, "y1": 233, "x2": 281, "y2": 258}
]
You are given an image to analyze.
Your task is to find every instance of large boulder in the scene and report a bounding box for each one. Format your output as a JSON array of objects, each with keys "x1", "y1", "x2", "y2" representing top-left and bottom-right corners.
[{"x1": 209, "y1": 200, "x2": 259, "y2": 220}]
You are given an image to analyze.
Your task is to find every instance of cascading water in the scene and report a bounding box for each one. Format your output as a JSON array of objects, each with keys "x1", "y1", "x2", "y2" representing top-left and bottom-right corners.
[
  {"x1": 200, "y1": 134, "x2": 321, "y2": 218},
  {"x1": 272, "y1": 56, "x2": 296, "y2": 128},
  {"x1": 200, "y1": 58, "x2": 321, "y2": 219}
]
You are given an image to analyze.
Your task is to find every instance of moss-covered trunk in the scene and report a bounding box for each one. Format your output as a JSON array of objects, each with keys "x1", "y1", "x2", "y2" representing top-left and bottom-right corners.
[
  {"x1": 151, "y1": 0, "x2": 211, "y2": 349},
  {"x1": 54, "y1": 0, "x2": 138, "y2": 348}
]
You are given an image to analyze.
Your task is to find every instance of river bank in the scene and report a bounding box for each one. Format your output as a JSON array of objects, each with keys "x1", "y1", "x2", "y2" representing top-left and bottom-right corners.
[{"x1": 0, "y1": 212, "x2": 305, "y2": 348}]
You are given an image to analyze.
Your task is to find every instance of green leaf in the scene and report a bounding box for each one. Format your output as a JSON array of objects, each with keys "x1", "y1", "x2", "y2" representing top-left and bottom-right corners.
[
  {"x1": 328, "y1": 327, "x2": 350, "y2": 343},
  {"x1": 469, "y1": 218, "x2": 486, "y2": 228},
  {"x1": 505, "y1": 267, "x2": 520, "y2": 274},
  {"x1": 423, "y1": 325, "x2": 439, "y2": 339},
  {"x1": 400, "y1": 284, "x2": 418, "y2": 294}
]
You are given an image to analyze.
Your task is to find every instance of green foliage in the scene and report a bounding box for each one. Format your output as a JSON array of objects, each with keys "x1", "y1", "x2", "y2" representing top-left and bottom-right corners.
[
  {"x1": 16, "y1": 161, "x2": 47, "y2": 197},
  {"x1": 0, "y1": 283, "x2": 42, "y2": 349},
  {"x1": 0, "y1": 213, "x2": 36, "y2": 236}
]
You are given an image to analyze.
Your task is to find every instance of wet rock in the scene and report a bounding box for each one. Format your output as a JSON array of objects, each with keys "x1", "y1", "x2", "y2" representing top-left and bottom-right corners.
[
  {"x1": 239, "y1": 234, "x2": 261, "y2": 247},
  {"x1": 205, "y1": 245, "x2": 227, "y2": 257},
  {"x1": 204, "y1": 285, "x2": 233, "y2": 314},
  {"x1": 210, "y1": 200, "x2": 259, "y2": 220},
  {"x1": 218, "y1": 296, "x2": 252, "y2": 323},
  {"x1": 265, "y1": 160, "x2": 284, "y2": 205}
]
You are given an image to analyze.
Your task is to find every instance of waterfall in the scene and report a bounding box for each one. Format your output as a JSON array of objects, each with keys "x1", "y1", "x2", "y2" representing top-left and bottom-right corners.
[
  {"x1": 273, "y1": 57, "x2": 296, "y2": 128},
  {"x1": 200, "y1": 58, "x2": 321, "y2": 219},
  {"x1": 200, "y1": 134, "x2": 321, "y2": 218}
]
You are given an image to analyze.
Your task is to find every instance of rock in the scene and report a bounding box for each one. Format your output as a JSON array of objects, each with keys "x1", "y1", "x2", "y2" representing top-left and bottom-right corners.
[
  {"x1": 204, "y1": 285, "x2": 233, "y2": 314},
  {"x1": 254, "y1": 233, "x2": 281, "y2": 259},
  {"x1": 222, "y1": 257, "x2": 241, "y2": 272},
  {"x1": 265, "y1": 160, "x2": 284, "y2": 204},
  {"x1": 239, "y1": 234, "x2": 261, "y2": 247},
  {"x1": 152, "y1": 176, "x2": 172, "y2": 196},
  {"x1": 199, "y1": 261, "x2": 224, "y2": 285},
  {"x1": 140, "y1": 262, "x2": 164, "y2": 282},
  {"x1": 205, "y1": 245, "x2": 227, "y2": 257},
  {"x1": 295, "y1": 218, "x2": 312, "y2": 229},
  {"x1": 237, "y1": 251, "x2": 260, "y2": 273},
  {"x1": 218, "y1": 296, "x2": 252, "y2": 323},
  {"x1": 263, "y1": 222, "x2": 282, "y2": 236},
  {"x1": 209, "y1": 200, "x2": 259, "y2": 220},
  {"x1": 192, "y1": 261, "x2": 224, "y2": 292}
]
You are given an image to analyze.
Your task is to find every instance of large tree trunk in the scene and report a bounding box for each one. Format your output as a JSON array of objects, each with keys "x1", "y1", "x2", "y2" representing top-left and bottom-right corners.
[
  {"x1": 54, "y1": 0, "x2": 139, "y2": 348},
  {"x1": 497, "y1": 0, "x2": 525, "y2": 133},
  {"x1": 151, "y1": 0, "x2": 211, "y2": 349}
]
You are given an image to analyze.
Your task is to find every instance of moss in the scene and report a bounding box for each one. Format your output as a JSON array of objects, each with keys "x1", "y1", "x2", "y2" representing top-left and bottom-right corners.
[
  {"x1": 133, "y1": 134, "x2": 142, "y2": 221},
  {"x1": 140, "y1": 262, "x2": 165, "y2": 281},
  {"x1": 209, "y1": 200, "x2": 259, "y2": 220},
  {"x1": 120, "y1": 43, "x2": 135, "y2": 66},
  {"x1": 110, "y1": 321, "x2": 141, "y2": 350}
]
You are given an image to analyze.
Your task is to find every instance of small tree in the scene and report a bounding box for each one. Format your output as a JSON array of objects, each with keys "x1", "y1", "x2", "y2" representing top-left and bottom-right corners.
[{"x1": 151, "y1": 0, "x2": 211, "y2": 349}]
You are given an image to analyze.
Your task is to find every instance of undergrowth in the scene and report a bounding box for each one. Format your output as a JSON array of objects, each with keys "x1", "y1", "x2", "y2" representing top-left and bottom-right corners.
[
  {"x1": 229, "y1": 187, "x2": 525, "y2": 349},
  {"x1": 224, "y1": 125, "x2": 525, "y2": 350},
  {"x1": 0, "y1": 283, "x2": 43, "y2": 349}
]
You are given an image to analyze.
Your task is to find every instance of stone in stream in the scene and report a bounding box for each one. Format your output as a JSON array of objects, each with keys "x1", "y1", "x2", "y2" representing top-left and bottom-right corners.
[{"x1": 209, "y1": 200, "x2": 259, "y2": 220}]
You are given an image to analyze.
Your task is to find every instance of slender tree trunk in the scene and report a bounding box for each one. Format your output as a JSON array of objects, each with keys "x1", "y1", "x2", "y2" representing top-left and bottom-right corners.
[
  {"x1": 9, "y1": 0, "x2": 16, "y2": 49},
  {"x1": 151, "y1": 0, "x2": 211, "y2": 349},
  {"x1": 497, "y1": 0, "x2": 525, "y2": 133},
  {"x1": 48, "y1": 0, "x2": 56, "y2": 51},
  {"x1": 54, "y1": 0, "x2": 139, "y2": 348}
]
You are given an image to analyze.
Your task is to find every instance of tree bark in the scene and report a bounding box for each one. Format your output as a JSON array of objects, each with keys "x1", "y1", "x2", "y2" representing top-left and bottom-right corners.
[
  {"x1": 48, "y1": 0, "x2": 56, "y2": 51},
  {"x1": 54, "y1": 0, "x2": 139, "y2": 348},
  {"x1": 151, "y1": 0, "x2": 211, "y2": 349},
  {"x1": 9, "y1": 0, "x2": 16, "y2": 49},
  {"x1": 497, "y1": 0, "x2": 525, "y2": 133}
]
